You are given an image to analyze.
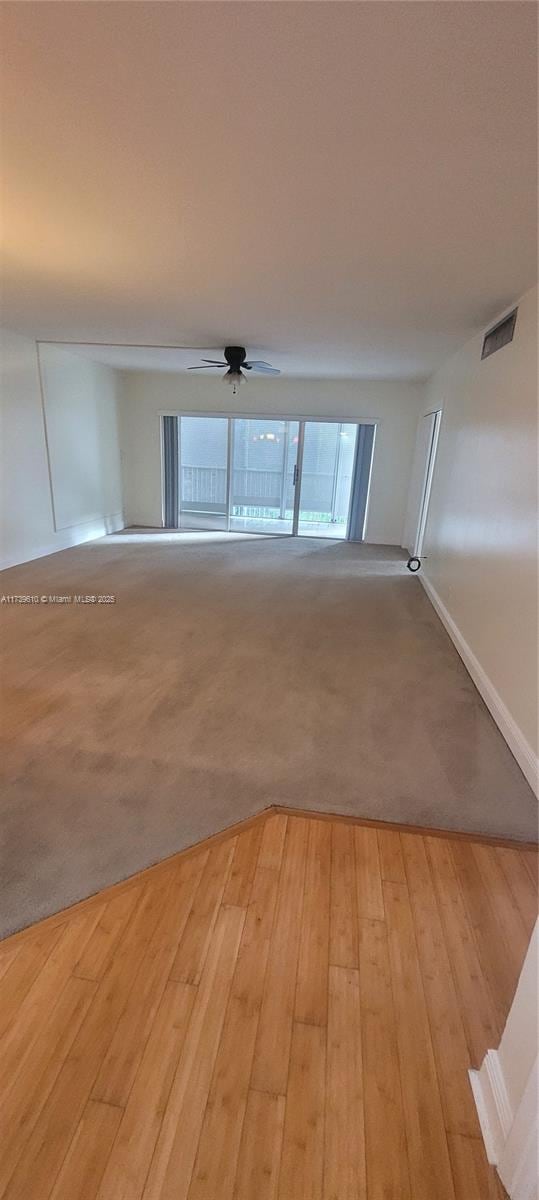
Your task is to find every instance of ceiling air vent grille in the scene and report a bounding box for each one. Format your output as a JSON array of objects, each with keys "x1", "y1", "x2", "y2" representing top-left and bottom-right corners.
[{"x1": 481, "y1": 309, "x2": 518, "y2": 360}]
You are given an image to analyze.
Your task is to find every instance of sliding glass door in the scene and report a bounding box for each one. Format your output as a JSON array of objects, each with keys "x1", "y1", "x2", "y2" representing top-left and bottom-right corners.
[
  {"x1": 178, "y1": 416, "x2": 228, "y2": 530},
  {"x1": 296, "y1": 422, "x2": 358, "y2": 538},
  {"x1": 172, "y1": 415, "x2": 374, "y2": 540},
  {"x1": 229, "y1": 419, "x2": 300, "y2": 534}
]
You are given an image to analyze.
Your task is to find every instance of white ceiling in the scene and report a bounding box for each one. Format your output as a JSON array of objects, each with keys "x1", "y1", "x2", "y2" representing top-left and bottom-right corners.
[{"x1": 2, "y1": 2, "x2": 537, "y2": 380}]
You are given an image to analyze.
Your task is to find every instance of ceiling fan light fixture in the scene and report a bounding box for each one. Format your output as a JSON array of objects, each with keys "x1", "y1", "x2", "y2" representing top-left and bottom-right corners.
[{"x1": 223, "y1": 367, "x2": 244, "y2": 395}]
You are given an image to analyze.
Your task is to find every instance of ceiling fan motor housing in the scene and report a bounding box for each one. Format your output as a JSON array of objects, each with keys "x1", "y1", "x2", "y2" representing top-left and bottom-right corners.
[{"x1": 224, "y1": 346, "x2": 247, "y2": 370}]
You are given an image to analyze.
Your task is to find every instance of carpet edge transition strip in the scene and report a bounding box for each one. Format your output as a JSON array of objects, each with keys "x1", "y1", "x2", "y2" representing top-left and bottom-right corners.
[{"x1": 2, "y1": 805, "x2": 537, "y2": 947}]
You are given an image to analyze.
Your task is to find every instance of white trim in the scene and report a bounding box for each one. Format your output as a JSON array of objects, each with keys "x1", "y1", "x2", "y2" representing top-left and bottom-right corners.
[
  {"x1": 469, "y1": 1051, "x2": 513, "y2": 1165},
  {"x1": 361, "y1": 422, "x2": 377, "y2": 541},
  {"x1": 158, "y1": 406, "x2": 382, "y2": 426},
  {"x1": 0, "y1": 512, "x2": 124, "y2": 571},
  {"x1": 419, "y1": 571, "x2": 538, "y2": 795},
  {"x1": 159, "y1": 412, "x2": 168, "y2": 528}
]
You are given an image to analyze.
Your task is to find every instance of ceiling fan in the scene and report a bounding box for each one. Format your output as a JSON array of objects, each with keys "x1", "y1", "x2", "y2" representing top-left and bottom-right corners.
[{"x1": 188, "y1": 346, "x2": 280, "y2": 393}]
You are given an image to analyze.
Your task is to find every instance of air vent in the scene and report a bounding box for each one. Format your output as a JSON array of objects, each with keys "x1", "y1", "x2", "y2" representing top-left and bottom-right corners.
[{"x1": 481, "y1": 309, "x2": 517, "y2": 360}]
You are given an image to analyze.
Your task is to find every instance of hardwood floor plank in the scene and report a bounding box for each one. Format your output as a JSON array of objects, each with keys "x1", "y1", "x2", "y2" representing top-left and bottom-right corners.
[
  {"x1": 521, "y1": 849, "x2": 539, "y2": 889},
  {"x1": 251, "y1": 814, "x2": 288, "y2": 887},
  {"x1": 0, "y1": 946, "x2": 20, "y2": 984},
  {"x1": 142, "y1": 903, "x2": 245, "y2": 1200},
  {"x1": 355, "y1": 826, "x2": 384, "y2": 921},
  {"x1": 96, "y1": 981, "x2": 195, "y2": 1200},
  {"x1": 278, "y1": 1021, "x2": 326, "y2": 1200},
  {"x1": 251, "y1": 817, "x2": 309, "y2": 1095},
  {"x1": 168, "y1": 841, "x2": 233, "y2": 985},
  {"x1": 0, "y1": 924, "x2": 66, "y2": 1041},
  {"x1": 358, "y1": 917, "x2": 411, "y2": 1200},
  {"x1": 448, "y1": 1134, "x2": 508, "y2": 1200},
  {"x1": 384, "y1": 880, "x2": 455, "y2": 1199},
  {"x1": 0, "y1": 907, "x2": 103, "y2": 1087},
  {"x1": 49, "y1": 1100, "x2": 123, "y2": 1200},
  {"x1": 92, "y1": 858, "x2": 205, "y2": 1107},
  {"x1": 329, "y1": 821, "x2": 358, "y2": 968},
  {"x1": 324, "y1": 966, "x2": 366, "y2": 1200},
  {"x1": 233, "y1": 1089, "x2": 286, "y2": 1200},
  {"x1": 401, "y1": 833, "x2": 479, "y2": 1137},
  {"x1": 472, "y1": 844, "x2": 530, "y2": 969},
  {"x1": 0, "y1": 975, "x2": 96, "y2": 1194},
  {"x1": 187, "y1": 815, "x2": 287, "y2": 1200},
  {"x1": 451, "y1": 842, "x2": 524, "y2": 1028},
  {"x1": 2, "y1": 877, "x2": 171, "y2": 1200},
  {"x1": 426, "y1": 836, "x2": 501, "y2": 1064},
  {"x1": 295, "y1": 819, "x2": 331, "y2": 1026},
  {"x1": 494, "y1": 847, "x2": 538, "y2": 936},
  {"x1": 377, "y1": 828, "x2": 407, "y2": 883},
  {"x1": 222, "y1": 821, "x2": 264, "y2": 907},
  {"x1": 73, "y1": 887, "x2": 142, "y2": 982}
]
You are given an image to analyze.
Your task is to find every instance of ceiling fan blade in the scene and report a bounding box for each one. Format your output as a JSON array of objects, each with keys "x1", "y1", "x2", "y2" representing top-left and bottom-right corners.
[
  {"x1": 187, "y1": 364, "x2": 225, "y2": 370},
  {"x1": 246, "y1": 361, "x2": 280, "y2": 375},
  {"x1": 201, "y1": 359, "x2": 227, "y2": 364}
]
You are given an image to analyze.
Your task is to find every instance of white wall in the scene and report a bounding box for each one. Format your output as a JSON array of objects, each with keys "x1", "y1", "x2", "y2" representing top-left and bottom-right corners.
[
  {"x1": 119, "y1": 373, "x2": 423, "y2": 544},
  {"x1": 38, "y1": 344, "x2": 123, "y2": 532},
  {"x1": 0, "y1": 330, "x2": 124, "y2": 569},
  {"x1": 406, "y1": 285, "x2": 538, "y2": 781},
  {"x1": 498, "y1": 924, "x2": 538, "y2": 1117}
]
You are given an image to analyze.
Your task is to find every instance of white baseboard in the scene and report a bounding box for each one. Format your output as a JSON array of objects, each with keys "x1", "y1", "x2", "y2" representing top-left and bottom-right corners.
[
  {"x1": 498, "y1": 1060, "x2": 539, "y2": 1200},
  {"x1": 0, "y1": 513, "x2": 124, "y2": 571},
  {"x1": 419, "y1": 571, "x2": 538, "y2": 797},
  {"x1": 470, "y1": 1054, "x2": 539, "y2": 1200},
  {"x1": 470, "y1": 1052, "x2": 513, "y2": 1165}
]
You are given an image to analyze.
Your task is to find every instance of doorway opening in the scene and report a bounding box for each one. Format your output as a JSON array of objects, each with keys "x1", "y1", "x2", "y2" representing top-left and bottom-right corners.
[{"x1": 162, "y1": 415, "x2": 375, "y2": 541}]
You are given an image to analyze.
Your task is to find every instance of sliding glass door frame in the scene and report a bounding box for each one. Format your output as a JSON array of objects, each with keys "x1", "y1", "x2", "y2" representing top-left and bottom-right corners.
[
  {"x1": 225, "y1": 417, "x2": 234, "y2": 531},
  {"x1": 161, "y1": 410, "x2": 376, "y2": 541},
  {"x1": 290, "y1": 421, "x2": 305, "y2": 537}
]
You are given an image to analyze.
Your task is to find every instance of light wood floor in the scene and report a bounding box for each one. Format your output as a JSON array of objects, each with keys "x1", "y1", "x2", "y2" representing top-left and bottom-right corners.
[{"x1": 1, "y1": 810, "x2": 537, "y2": 1200}]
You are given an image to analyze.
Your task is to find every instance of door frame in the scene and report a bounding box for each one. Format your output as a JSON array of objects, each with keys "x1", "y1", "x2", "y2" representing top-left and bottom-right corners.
[
  {"x1": 162, "y1": 410, "x2": 378, "y2": 541},
  {"x1": 291, "y1": 421, "x2": 305, "y2": 536},
  {"x1": 413, "y1": 409, "x2": 442, "y2": 558}
]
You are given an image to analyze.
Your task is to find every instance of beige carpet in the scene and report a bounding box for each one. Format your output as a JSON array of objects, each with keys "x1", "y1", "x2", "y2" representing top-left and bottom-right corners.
[{"x1": 1, "y1": 531, "x2": 536, "y2": 937}]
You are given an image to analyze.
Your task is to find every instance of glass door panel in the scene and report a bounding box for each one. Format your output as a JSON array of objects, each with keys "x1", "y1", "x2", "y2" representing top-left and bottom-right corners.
[
  {"x1": 179, "y1": 416, "x2": 229, "y2": 530},
  {"x1": 296, "y1": 422, "x2": 358, "y2": 538},
  {"x1": 229, "y1": 418, "x2": 300, "y2": 534}
]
